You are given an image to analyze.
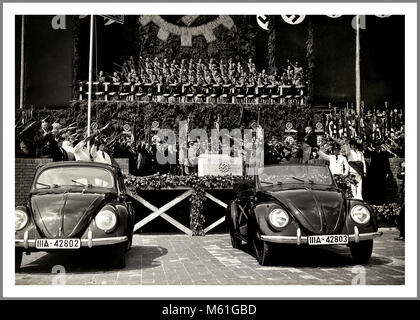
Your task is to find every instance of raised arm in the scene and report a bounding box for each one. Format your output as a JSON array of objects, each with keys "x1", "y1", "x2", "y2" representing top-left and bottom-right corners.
[
  {"x1": 90, "y1": 142, "x2": 98, "y2": 158},
  {"x1": 317, "y1": 150, "x2": 331, "y2": 162},
  {"x1": 325, "y1": 132, "x2": 342, "y2": 145},
  {"x1": 73, "y1": 140, "x2": 86, "y2": 153},
  {"x1": 361, "y1": 151, "x2": 366, "y2": 175}
]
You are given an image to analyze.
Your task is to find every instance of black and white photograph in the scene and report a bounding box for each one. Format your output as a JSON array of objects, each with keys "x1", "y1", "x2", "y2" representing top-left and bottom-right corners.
[{"x1": 2, "y1": 1, "x2": 417, "y2": 300}]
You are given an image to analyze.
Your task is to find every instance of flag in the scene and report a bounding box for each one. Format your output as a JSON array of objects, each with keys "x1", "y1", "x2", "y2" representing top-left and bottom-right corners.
[
  {"x1": 100, "y1": 15, "x2": 124, "y2": 25},
  {"x1": 104, "y1": 19, "x2": 115, "y2": 26},
  {"x1": 130, "y1": 121, "x2": 135, "y2": 145}
]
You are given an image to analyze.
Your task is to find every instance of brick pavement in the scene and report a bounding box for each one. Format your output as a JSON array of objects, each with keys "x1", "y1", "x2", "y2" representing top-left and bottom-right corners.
[{"x1": 15, "y1": 229, "x2": 404, "y2": 285}]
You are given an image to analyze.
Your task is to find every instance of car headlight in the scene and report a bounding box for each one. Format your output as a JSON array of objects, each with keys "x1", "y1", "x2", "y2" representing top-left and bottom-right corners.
[
  {"x1": 15, "y1": 209, "x2": 28, "y2": 231},
  {"x1": 268, "y1": 208, "x2": 290, "y2": 229},
  {"x1": 95, "y1": 208, "x2": 117, "y2": 232},
  {"x1": 350, "y1": 205, "x2": 371, "y2": 224}
]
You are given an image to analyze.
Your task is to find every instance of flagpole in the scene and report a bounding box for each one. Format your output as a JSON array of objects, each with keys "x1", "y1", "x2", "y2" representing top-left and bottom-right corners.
[
  {"x1": 355, "y1": 15, "x2": 361, "y2": 116},
  {"x1": 20, "y1": 15, "x2": 25, "y2": 111},
  {"x1": 87, "y1": 15, "x2": 94, "y2": 150}
]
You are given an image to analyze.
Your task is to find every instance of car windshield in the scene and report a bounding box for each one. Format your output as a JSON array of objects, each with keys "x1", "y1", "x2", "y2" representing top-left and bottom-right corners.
[
  {"x1": 259, "y1": 165, "x2": 333, "y2": 186},
  {"x1": 35, "y1": 166, "x2": 114, "y2": 189}
]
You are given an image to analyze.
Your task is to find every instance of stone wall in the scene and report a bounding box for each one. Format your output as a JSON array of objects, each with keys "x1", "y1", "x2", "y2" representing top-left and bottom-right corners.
[
  {"x1": 15, "y1": 158, "x2": 52, "y2": 205},
  {"x1": 15, "y1": 158, "x2": 129, "y2": 206},
  {"x1": 114, "y1": 158, "x2": 129, "y2": 175},
  {"x1": 386, "y1": 158, "x2": 405, "y2": 202}
]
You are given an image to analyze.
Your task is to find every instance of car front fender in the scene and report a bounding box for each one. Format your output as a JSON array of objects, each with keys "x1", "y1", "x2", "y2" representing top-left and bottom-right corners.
[
  {"x1": 345, "y1": 199, "x2": 378, "y2": 234},
  {"x1": 253, "y1": 202, "x2": 299, "y2": 237}
]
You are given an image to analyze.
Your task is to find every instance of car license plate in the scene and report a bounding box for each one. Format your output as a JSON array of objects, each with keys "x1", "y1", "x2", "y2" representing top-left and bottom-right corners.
[
  {"x1": 308, "y1": 234, "x2": 349, "y2": 246},
  {"x1": 35, "y1": 238, "x2": 80, "y2": 249}
]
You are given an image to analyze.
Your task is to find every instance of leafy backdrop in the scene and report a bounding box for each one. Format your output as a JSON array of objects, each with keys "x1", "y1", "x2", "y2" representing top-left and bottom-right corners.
[{"x1": 34, "y1": 101, "x2": 313, "y2": 142}]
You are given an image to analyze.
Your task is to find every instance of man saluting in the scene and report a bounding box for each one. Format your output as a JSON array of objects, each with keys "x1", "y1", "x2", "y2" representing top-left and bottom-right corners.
[
  {"x1": 91, "y1": 139, "x2": 112, "y2": 165},
  {"x1": 73, "y1": 134, "x2": 94, "y2": 161}
]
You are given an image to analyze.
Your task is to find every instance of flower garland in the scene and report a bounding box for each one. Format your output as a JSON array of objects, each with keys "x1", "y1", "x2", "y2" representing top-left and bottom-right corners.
[
  {"x1": 372, "y1": 203, "x2": 401, "y2": 226},
  {"x1": 124, "y1": 172, "x2": 365, "y2": 234},
  {"x1": 124, "y1": 173, "x2": 252, "y2": 235},
  {"x1": 333, "y1": 174, "x2": 358, "y2": 198}
]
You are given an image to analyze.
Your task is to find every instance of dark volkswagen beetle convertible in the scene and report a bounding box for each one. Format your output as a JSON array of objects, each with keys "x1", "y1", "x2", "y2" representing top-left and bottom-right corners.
[
  {"x1": 15, "y1": 161, "x2": 135, "y2": 271},
  {"x1": 227, "y1": 164, "x2": 382, "y2": 265}
]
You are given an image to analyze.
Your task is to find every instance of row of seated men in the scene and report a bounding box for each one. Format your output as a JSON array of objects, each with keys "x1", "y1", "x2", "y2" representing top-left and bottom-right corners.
[{"x1": 79, "y1": 81, "x2": 306, "y2": 104}]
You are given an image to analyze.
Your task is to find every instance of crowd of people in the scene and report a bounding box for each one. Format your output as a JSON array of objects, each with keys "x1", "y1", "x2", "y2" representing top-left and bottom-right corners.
[
  {"x1": 322, "y1": 105, "x2": 404, "y2": 157},
  {"x1": 17, "y1": 120, "x2": 114, "y2": 165},
  {"x1": 265, "y1": 126, "x2": 366, "y2": 199},
  {"x1": 16, "y1": 114, "x2": 405, "y2": 238},
  {"x1": 265, "y1": 105, "x2": 405, "y2": 202},
  {"x1": 79, "y1": 56, "x2": 306, "y2": 103},
  {"x1": 16, "y1": 102, "x2": 404, "y2": 206}
]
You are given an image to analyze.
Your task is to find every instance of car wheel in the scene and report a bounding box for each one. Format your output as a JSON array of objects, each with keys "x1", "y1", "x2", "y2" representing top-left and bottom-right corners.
[
  {"x1": 228, "y1": 203, "x2": 241, "y2": 249},
  {"x1": 349, "y1": 240, "x2": 373, "y2": 264},
  {"x1": 230, "y1": 233, "x2": 241, "y2": 249},
  {"x1": 126, "y1": 232, "x2": 133, "y2": 251},
  {"x1": 111, "y1": 243, "x2": 126, "y2": 269},
  {"x1": 252, "y1": 230, "x2": 272, "y2": 266},
  {"x1": 15, "y1": 248, "x2": 23, "y2": 272}
]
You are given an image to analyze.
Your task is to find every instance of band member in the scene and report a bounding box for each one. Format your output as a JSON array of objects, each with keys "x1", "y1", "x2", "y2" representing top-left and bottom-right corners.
[
  {"x1": 98, "y1": 70, "x2": 106, "y2": 83},
  {"x1": 247, "y1": 58, "x2": 256, "y2": 75},
  {"x1": 112, "y1": 71, "x2": 121, "y2": 83}
]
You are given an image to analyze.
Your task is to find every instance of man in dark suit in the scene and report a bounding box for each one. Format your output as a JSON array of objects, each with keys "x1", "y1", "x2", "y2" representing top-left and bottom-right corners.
[
  {"x1": 51, "y1": 137, "x2": 69, "y2": 162},
  {"x1": 302, "y1": 125, "x2": 317, "y2": 163},
  {"x1": 34, "y1": 121, "x2": 57, "y2": 158}
]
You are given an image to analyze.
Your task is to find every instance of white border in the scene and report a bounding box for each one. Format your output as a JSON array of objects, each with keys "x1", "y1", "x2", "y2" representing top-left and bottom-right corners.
[{"x1": 3, "y1": 2, "x2": 417, "y2": 298}]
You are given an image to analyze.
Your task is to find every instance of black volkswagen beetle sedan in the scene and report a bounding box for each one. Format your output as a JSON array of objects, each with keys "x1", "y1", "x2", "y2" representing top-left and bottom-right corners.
[
  {"x1": 15, "y1": 161, "x2": 135, "y2": 271},
  {"x1": 227, "y1": 164, "x2": 382, "y2": 265}
]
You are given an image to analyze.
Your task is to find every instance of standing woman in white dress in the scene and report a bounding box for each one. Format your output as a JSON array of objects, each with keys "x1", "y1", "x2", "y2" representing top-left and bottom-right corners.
[{"x1": 344, "y1": 140, "x2": 366, "y2": 200}]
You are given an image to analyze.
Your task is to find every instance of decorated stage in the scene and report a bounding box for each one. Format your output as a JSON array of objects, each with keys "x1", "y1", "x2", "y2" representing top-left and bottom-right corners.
[{"x1": 125, "y1": 174, "x2": 248, "y2": 236}]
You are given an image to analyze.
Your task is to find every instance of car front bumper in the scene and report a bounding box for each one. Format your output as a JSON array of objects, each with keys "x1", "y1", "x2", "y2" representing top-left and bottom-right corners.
[
  {"x1": 260, "y1": 226, "x2": 383, "y2": 245},
  {"x1": 15, "y1": 230, "x2": 128, "y2": 249}
]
